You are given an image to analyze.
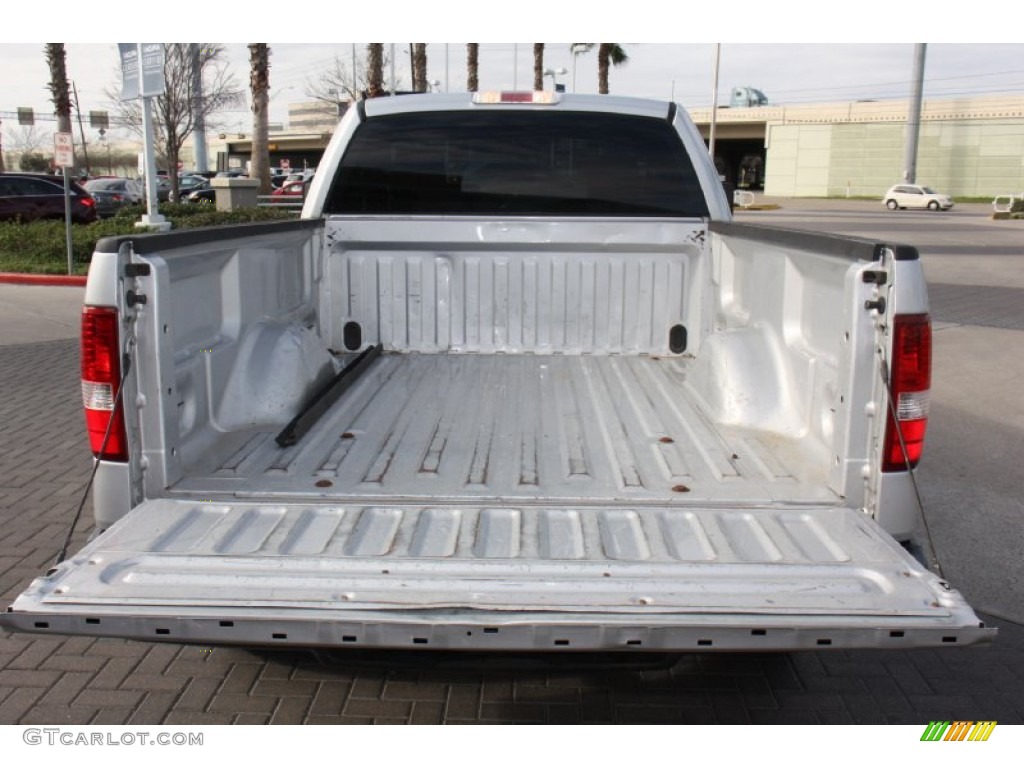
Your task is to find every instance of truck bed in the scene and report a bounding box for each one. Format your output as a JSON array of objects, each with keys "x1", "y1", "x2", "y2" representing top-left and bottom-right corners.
[
  {"x1": 2, "y1": 96, "x2": 997, "y2": 652},
  {"x1": 172, "y1": 352, "x2": 836, "y2": 508}
]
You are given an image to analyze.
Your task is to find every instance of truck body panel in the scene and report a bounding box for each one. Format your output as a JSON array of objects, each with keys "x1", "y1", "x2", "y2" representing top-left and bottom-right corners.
[{"x1": 1, "y1": 93, "x2": 994, "y2": 650}]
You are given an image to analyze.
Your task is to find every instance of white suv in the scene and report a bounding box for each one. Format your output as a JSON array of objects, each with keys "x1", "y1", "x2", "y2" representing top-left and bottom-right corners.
[{"x1": 883, "y1": 184, "x2": 954, "y2": 211}]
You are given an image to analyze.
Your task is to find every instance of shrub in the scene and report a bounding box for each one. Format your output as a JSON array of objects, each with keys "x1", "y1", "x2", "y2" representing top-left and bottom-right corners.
[
  {"x1": 0, "y1": 206, "x2": 297, "y2": 275},
  {"x1": 19, "y1": 153, "x2": 51, "y2": 172}
]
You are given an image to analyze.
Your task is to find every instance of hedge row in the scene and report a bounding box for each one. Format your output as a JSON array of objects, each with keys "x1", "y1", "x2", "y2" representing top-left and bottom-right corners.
[{"x1": 0, "y1": 204, "x2": 297, "y2": 275}]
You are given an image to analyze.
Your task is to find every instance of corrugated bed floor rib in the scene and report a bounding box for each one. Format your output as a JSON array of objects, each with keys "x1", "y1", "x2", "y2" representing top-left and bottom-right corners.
[{"x1": 172, "y1": 353, "x2": 836, "y2": 506}]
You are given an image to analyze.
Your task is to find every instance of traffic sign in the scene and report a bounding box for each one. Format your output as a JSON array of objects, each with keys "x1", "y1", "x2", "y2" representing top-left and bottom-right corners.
[{"x1": 54, "y1": 133, "x2": 74, "y2": 168}]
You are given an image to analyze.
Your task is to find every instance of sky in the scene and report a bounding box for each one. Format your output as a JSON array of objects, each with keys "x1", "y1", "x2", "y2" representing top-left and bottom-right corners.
[{"x1": 1, "y1": 4, "x2": 1022, "y2": 145}]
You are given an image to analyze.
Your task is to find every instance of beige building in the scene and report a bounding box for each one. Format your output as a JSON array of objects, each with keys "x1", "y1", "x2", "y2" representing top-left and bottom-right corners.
[
  {"x1": 191, "y1": 92, "x2": 1024, "y2": 197},
  {"x1": 287, "y1": 101, "x2": 348, "y2": 133},
  {"x1": 690, "y1": 92, "x2": 1024, "y2": 198}
]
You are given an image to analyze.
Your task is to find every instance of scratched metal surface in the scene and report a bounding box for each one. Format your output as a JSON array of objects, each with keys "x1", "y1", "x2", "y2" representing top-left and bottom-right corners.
[
  {"x1": 171, "y1": 353, "x2": 835, "y2": 506},
  {"x1": 11, "y1": 499, "x2": 992, "y2": 652}
]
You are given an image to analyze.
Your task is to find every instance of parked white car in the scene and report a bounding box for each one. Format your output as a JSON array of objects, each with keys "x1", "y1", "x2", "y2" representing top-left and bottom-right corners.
[{"x1": 883, "y1": 184, "x2": 954, "y2": 211}]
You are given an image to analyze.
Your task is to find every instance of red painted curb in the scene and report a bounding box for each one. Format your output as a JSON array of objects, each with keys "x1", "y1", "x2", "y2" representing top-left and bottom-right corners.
[{"x1": 0, "y1": 273, "x2": 87, "y2": 287}]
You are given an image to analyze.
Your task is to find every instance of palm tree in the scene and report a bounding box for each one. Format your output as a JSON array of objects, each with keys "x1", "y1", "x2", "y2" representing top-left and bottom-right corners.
[
  {"x1": 367, "y1": 44, "x2": 384, "y2": 98},
  {"x1": 413, "y1": 44, "x2": 428, "y2": 92},
  {"x1": 533, "y1": 44, "x2": 544, "y2": 91},
  {"x1": 249, "y1": 44, "x2": 271, "y2": 197},
  {"x1": 45, "y1": 44, "x2": 73, "y2": 136},
  {"x1": 466, "y1": 43, "x2": 479, "y2": 92},
  {"x1": 597, "y1": 44, "x2": 629, "y2": 95}
]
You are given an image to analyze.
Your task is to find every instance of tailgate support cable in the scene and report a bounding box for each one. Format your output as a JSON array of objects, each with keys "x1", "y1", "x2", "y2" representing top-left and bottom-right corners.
[{"x1": 878, "y1": 355, "x2": 946, "y2": 580}]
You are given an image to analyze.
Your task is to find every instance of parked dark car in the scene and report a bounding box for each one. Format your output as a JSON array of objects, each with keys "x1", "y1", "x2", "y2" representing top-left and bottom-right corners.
[
  {"x1": 178, "y1": 174, "x2": 209, "y2": 194},
  {"x1": 184, "y1": 185, "x2": 216, "y2": 204},
  {"x1": 0, "y1": 172, "x2": 97, "y2": 223},
  {"x1": 83, "y1": 178, "x2": 143, "y2": 217},
  {"x1": 154, "y1": 177, "x2": 172, "y2": 202},
  {"x1": 158, "y1": 175, "x2": 211, "y2": 203}
]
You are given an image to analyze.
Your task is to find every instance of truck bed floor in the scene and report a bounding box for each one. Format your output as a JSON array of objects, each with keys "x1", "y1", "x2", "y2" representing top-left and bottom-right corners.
[{"x1": 172, "y1": 353, "x2": 835, "y2": 506}]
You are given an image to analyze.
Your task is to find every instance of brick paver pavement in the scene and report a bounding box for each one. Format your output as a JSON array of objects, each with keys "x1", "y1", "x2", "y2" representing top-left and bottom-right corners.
[{"x1": 1, "y1": 338, "x2": 1022, "y2": 725}]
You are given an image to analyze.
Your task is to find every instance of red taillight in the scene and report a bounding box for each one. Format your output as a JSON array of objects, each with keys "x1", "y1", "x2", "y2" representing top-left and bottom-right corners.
[
  {"x1": 81, "y1": 196, "x2": 96, "y2": 208},
  {"x1": 81, "y1": 306, "x2": 128, "y2": 462},
  {"x1": 882, "y1": 313, "x2": 931, "y2": 472}
]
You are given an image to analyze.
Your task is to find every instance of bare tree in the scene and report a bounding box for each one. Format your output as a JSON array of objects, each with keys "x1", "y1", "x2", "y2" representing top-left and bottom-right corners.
[
  {"x1": 109, "y1": 44, "x2": 238, "y2": 202},
  {"x1": 249, "y1": 44, "x2": 271, "y2": 196},
  {"x1": 533, "y1": 44, "x2": 544, "y2": 91},
  {"x1": 307, "y1": 49, "x2": 400, "y2": 108},
  {"x1": 4, "y1": 123, "x2": 53, "y2": 173},
  {"x1": 413, "y1": 44, "x2": 428, "y2": 92},
  {"x1": 307, "y1": 54, "x2": 365, "y2": 104},
  {"x1": 467, "y1": 44, "x2": 479, "y2": 92},
  {"x1": 4, "y1": 124, "x2": 52, "y2": 156},
  {"x1": 367, "y1": 44, "x2": 384, "y2": 98}
]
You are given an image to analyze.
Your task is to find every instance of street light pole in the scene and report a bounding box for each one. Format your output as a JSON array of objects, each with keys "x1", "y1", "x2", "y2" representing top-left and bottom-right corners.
[
  {"x1": 72, "y1": 81, "x2": 91, "y2": 176},
  {"x1": 191, "y1": 44, "x2": 208, "y2": 173},
  {"x1": 709, "y1": 44, "x2": 721, "y2": 169},
  {"x1": 570, "y1": 43, "x2": 589, "y2": 93},
  {"x1": 544, "y1": 67, "x2": 567, "y2": 92},
  {"x1": 903, "y1": 43, "x2": 927, "y2": 184}
]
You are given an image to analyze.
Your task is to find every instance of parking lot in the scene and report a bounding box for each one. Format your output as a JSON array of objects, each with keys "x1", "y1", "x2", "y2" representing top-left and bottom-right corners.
[{"x1": 0, "y1": 199, "x2": 1022, "y2": 725}]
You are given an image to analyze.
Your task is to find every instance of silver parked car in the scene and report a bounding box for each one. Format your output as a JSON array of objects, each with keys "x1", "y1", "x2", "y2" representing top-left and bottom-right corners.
[{"x1": 883, "y1": 184, "x2": 954, "y2": 211}]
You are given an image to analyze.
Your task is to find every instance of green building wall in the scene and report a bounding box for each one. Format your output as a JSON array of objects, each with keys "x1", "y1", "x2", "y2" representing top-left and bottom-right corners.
[{"x1": 765, "y1": 120, "x2": 1024, "y2": 198}]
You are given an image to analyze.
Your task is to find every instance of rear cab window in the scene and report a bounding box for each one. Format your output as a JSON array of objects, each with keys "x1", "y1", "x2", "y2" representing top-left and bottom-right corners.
[{"x1": 324, "y1": 110, "x2": 710, "y2": 218}]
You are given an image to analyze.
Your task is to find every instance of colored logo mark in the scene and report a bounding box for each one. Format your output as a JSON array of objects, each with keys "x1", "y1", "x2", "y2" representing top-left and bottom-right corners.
[{"x1": 920, "y1": 721, "x2": 997, "y2": 742}]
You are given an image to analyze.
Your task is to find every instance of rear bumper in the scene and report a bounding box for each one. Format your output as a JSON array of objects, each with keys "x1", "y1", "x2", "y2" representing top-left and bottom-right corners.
[{"x1": 1, "y1": 604, "x2": 995, "y2": 652}]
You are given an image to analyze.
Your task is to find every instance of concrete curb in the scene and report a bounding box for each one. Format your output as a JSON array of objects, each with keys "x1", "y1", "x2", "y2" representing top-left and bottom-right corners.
[{"x1": 0, "y1": 273, "x2": 87, "y2": 287}]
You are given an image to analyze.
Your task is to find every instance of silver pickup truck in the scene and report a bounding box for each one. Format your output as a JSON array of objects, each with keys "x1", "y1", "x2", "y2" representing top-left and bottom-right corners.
[{"x1": 2, "y1": 92, "x2": 994, "y2": 651}]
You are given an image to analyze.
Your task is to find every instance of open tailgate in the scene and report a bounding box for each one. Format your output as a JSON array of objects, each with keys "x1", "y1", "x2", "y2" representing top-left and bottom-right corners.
[{"x1": 2, "y1": 499, "x2": 994, "y2": 651}]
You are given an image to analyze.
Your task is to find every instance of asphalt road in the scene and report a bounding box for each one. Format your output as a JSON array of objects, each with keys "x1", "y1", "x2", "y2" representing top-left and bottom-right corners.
[{"x1": 0, "y1": 201, "x2": 1021, "y2": 725}]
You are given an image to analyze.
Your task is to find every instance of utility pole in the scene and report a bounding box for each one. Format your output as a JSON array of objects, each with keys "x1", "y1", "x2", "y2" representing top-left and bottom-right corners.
[
  {"x1": 390, "y1": 43, "x2": 396, "y2": 95},
  {"x1": 192, "y1": 44, "x2": 208, "y2": 173},
  {"x1": 71, "y1": 81, "x2": 91, "y2": 175},
  {"x1": 903, "y1": 44, "x2": 927, "y2": 184},
  {"x1": 709, "y1": 44, "x2": 721, "y2": 169}
]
